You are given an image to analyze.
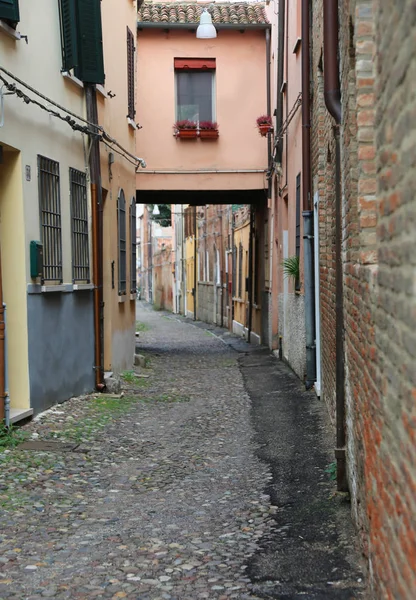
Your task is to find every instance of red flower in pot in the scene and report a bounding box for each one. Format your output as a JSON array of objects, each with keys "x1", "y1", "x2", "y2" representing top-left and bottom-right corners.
[
  {"x1": 199, "y1": 120, "x2": 219, "y2": 139},
  {"x1": 174, "y1": 120, "x2": 198, "y2": 139},
  {"x1": 256, "y1": 115, "x2": 273, "y2": 137}
]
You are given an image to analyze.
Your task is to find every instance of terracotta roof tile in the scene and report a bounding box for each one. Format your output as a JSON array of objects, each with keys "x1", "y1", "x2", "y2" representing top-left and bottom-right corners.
[{"x1": 138, "y1": 2, "x2": 269, "y2": 26}]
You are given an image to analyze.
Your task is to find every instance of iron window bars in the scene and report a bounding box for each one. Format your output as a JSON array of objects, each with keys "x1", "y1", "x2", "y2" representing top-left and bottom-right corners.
[
  {"x1": 70, "y1": 168, "x2": 90, "y2": 282},
  {"x1": 38, "y1": 156, "x2": 63, "y2": 283},
  {"x1": 127, "y1": 27, "x2": 135, "y2": 120},
  {"x1": 118, "y1": 189, "x2": 127, "y2": 295}
]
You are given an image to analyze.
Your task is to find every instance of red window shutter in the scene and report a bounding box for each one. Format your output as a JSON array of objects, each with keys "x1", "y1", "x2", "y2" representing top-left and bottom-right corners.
[{"x1": 174, "y1": 58, "x2": 216, "y2": 70}]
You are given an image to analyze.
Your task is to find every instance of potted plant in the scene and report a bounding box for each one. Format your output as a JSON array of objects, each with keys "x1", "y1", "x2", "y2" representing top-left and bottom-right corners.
[
  {"x1": 174, "y1": 119, "x2": 198, "y2": 139},
  {"x1": 199, "y1": 120, "x2": 219, "y2": 139},
  {"x1": 256, "y1": 115, "x2": 273, "y2": 137}
]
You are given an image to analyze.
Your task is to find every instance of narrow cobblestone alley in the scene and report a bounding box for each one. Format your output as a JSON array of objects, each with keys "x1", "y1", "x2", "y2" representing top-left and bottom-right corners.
[{"x1": 0, "y1": 304, "x2": 363, "y2": 600}]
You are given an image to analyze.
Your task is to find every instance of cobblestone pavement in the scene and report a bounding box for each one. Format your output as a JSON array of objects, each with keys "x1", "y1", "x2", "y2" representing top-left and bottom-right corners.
[{"x1": 0, "y1": 305, "x2": 275, "y2": 600}]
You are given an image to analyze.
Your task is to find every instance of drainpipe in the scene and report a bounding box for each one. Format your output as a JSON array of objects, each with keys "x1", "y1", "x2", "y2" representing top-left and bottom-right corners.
[
  {"x1": 266, "y1": 28, "x2": 272, "y2": 199},
  {"x1": 3, "y1": 304, "x2": 9, "y2": 427},
  {"x1": 323, "y1": 0, "x2": 347, "y2": 492},
  {"x1": 275, "y1": 0, "x2": 285, "y2": 164},
  {"x1": 220, "y1": 207, "x2": 224, "y2": 328},
  {"x1": 247, "y1": 205, "x2": 254, "y2": 343},
  {"x1": 0, "y1": 250, "x2": 5, "y2": 423},
  {"x1": 85, "y1": 85, "x2": 104, "y2": 391},
  {"x1": 301, "y1": 0, "x2": 316, "y2": 390},
  {"x1": 193, "y1": 205, "x2": 197, "y2": 321}
]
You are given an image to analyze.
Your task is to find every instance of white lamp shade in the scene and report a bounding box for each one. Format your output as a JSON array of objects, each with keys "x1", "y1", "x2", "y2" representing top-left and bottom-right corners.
[
  {"x1": 152, "y1": 204, "x2": 160, "y2": 215},
  {"x1": 196, "y1": 10, "x2": 217, "y2": 39}
]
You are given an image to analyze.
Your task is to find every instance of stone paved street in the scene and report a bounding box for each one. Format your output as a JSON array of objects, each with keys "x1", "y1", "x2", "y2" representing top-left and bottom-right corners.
[{"x1": 0, "y1": 304, "x2": 364, "y2": 599}]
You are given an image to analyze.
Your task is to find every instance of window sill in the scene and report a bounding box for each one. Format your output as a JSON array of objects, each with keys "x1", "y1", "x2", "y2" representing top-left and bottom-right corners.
[
  {"x1": 27, "y1": 283, "x2": 73, "y2": 294},
  {"x1": 0, "y1": 20, "x2": 21, "y2": 40},
  {"x1": 96, "y1": 84, "x2": 108, "y2": 98},
  {"x1": 62, "y1": 71, "x2": 84, "y2": 89},
  {"x1": 73, "y1": 283, "x2": 94, "y2": 291},
  {"x1": 127, "y1": 117, "x2": 137, "y2": 130}
]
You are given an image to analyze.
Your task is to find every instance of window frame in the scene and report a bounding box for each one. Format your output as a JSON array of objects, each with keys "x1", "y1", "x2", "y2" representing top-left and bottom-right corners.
[
  {"x1": 117, "y1": 189, "x2": 127, "y2": 295},
  {"x1": 38, "y1": 155, "x2": 63, "y2": 284},
  {"x1": 174, "y1": 59, "x2": 216, "y2": 124},
  {"x1": 69, "y1": 167, "x2": 90, "y2": 283},
  {"x1": 130, "y1": 197, "x2": 137, "y2": 293}
]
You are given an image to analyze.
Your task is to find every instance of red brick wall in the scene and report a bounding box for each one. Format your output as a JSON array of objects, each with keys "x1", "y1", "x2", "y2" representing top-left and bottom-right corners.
[{"x1": 311, "y1": 0, "x2": 416, "y2": 596}]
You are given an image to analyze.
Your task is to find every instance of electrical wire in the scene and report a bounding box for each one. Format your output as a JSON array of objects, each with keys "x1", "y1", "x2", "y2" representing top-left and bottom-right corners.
[{"x1": 0, "y1": 66, "x2": 146, "y2": 169}]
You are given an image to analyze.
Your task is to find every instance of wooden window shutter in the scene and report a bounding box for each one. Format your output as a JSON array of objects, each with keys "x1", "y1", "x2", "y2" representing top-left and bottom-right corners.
[
  {"x1": 0, "y1": 0, "x2": 20, "y2": 24},
  {"x1": 59, "y1": 0, "x2": 78, "y2": 72},
  {"x1": 76, "y1": 0, "x2": 105, "y2": 84},
  {"x1": 127, "y1": 27, "x2": 135, "y2": 120}
]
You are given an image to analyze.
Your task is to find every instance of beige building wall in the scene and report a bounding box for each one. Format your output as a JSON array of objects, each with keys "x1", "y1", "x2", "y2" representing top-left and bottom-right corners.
[{"x1": 99, "y1": 0, "x2": 138, "y2": 374}]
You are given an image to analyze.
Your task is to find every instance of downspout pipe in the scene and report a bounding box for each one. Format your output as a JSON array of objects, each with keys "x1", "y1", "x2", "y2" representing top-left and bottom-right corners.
[
  {"x1": 301, "y1": 0, "x2": 317, "y2": 389},
  {"x1": 275, "y1": 0, "x2": 285, "y2": 165},
  {"x1": 266, "y1": 28, "x2": 272, "y2": 199},
  {"x1": 0, "y1": 250, "x2": 5, "y2": 423},
  {"x1": 323, "y1": 0, "x2": 347, "y2": 492},
  {"x1": 85, "y1": 84, "x2": 104, "y2": 391}
]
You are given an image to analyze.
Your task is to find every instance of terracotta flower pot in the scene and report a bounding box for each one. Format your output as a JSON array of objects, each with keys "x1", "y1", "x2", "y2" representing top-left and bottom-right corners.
[
  {"x1": 177, "y1": 129, "x2": 198, "y2": 139},
  {"x1": 258, "y1": 124, "x2": 272, "y2": 137},
  {"x1": 199, "y1": 129, "x2": 219, "y2": 139}
]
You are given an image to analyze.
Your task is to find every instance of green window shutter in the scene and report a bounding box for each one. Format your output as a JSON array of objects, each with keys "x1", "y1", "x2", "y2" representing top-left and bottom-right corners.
[
  {"x1": 59, "y1": 0, "x2": 78, "y2": 72},
  {"x1": 0, "y1": 0, "x2": 20, "y2": 24},
  {"x1": 76, "y1": 0, "x2": 105, "y2": 84}
]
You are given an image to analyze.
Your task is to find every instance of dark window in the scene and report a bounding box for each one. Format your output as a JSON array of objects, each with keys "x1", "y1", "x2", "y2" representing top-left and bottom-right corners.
[
  {"x1": 70, "y1": 168, "x2": 89, "y2": 282},
  {"x1": 238, "y1": 243, "x2": 243, "y2": 298},
  {"x1": 254, "y1": 234, "x2": 260, "y2": 305},
  {"x1": 130, "y1": 198, "x2": 137, "y2": 293},
  {"x1": 127, "y1": 27, "x2": 135, "y2": 120},
  {"x1": 38, "y1": 156, "x2": 63, "y2": 283},
  {"x1": 59, "y1": 0, "x2": 105, "y2": 84},
  {"x1": 0, "y1": 0, "x2": 20, "y2": 25},
  {"x1": 295, "y1": 172, "x2": 301, "y2": 291},
  {"x1": 118, "y1": 190, "x2": 127, "y2": 295},
  {"x1": 176, "y1": 71, "x2": 214, "y2": 122}
]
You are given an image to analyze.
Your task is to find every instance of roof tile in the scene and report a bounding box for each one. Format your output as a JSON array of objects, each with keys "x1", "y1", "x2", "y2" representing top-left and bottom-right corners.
[{"x1": 137, "y1": 2, "x2": 269, "y2": 26}]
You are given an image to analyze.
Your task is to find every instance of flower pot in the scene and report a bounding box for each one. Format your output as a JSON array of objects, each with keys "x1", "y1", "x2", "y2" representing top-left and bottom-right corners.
[
  {"x1": 258, "y1": 124, "x2": 272, "y2": 137},
  {"x1": 177, "y1": 129, "x2": 198, "y2": 139},
  {"x1": 199, "y1": 129, "x2": 219, "y2": 140}
]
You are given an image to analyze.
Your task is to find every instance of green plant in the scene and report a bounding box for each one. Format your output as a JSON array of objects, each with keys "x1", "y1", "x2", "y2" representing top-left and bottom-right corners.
[
  {"x1": 0, "y1": 423, "x2": 26, "y2": 450},
  {"x1": 325, "y1": 461, "x2": 337, "y2": 481},
  {"x1": 136, "y1": 321, "x2": 150, "y2": 332},
  {"x1": 121, "y1": 370, "x2": 138, "y2": 384},
  {"x1": 282, "y1": 256, "x2": 300, "y2": 284}
]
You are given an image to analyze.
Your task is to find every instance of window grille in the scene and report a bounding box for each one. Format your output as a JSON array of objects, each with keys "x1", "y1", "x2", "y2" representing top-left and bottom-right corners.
[
  {"x1": 130, "y1": 198, "x2": 137, "y2": 293},
  {"x1": 70, "y1": 168, "x2": 89, "y2": 282},
  {"x1": 127, "y1": 27, "x2": 135, "y2": 120},
  {"x1": 118, "y1": 189, "x2": 127, "y2": 294},
  {"x1": 295, "y1": 173, "x2": 301, "y2": 290},
  {"x1": 38, "y1": 156, "x2": 63, "y2": 282}
]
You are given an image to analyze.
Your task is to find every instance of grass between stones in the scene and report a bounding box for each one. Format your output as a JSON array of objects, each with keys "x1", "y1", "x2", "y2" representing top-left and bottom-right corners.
[{"x1": 136, "y1": 321, "x2": 150, "y2": 332}]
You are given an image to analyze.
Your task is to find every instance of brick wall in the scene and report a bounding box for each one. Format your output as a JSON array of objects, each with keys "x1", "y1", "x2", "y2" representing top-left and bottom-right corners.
[
  {"x1": 311, "y1": 0, "x2": 416, "y2": 595},
  {"x1": 311, "y1": 0, "x2": 337, "y2": 422}
]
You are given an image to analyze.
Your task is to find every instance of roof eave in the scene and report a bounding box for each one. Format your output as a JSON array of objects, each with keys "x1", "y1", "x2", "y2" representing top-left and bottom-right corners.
[{"x1": 137, "y1": 22, "x2": 271, "y2": 31}]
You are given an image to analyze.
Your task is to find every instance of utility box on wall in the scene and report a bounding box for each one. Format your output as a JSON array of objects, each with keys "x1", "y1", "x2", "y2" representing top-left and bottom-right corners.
[{"x1": 30, "y1": 241, "x2": 43, "y2": 279}]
